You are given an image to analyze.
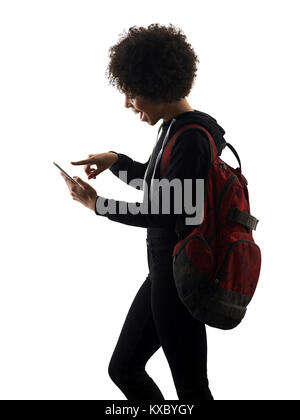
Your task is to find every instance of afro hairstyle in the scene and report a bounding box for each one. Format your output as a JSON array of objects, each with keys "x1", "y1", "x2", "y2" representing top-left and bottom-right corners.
[{"x1": 106, "y1": 23, "x2": 199, "y2": 104}]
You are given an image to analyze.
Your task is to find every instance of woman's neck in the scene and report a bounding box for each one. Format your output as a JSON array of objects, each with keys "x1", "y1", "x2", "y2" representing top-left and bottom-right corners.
[{"x1": 162, "y1": 98, "x2": 194, "y2": 122}]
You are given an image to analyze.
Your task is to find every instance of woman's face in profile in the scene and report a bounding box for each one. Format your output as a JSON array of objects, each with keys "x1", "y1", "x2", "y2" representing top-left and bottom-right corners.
[{"x1": 124, "y1": 94, "x2": 164, "y2": 126}]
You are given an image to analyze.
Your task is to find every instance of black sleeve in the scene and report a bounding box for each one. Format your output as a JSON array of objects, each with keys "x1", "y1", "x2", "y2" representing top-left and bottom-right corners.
[
  {"x1": 108, "y1": 150, "x2": 151, "y2": 190},
  {"x1": 96, "y1": 132, "x2": 210, "y2": 228}
]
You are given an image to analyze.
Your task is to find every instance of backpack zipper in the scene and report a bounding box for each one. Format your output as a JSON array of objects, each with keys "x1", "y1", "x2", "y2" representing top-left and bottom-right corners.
[{"x1": 207, "y1": 174, "x2": 237, "y2": 243}]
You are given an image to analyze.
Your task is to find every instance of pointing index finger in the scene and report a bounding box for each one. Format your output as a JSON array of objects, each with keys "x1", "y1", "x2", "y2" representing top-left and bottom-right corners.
[{"x1": 70, "y1": 159, "x2": 93, "y2": 165}]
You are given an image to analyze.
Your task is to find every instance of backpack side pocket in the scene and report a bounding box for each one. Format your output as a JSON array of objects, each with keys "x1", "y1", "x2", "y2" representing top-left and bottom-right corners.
[
  {"x1": 206, "y1": 237, "x2": 262, "y2": 329},
  {"x1": 172, "y1": 233, "x2": 216, "y2": 313}
]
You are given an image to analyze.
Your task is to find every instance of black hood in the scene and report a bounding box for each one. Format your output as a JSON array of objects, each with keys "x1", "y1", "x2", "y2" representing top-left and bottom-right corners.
[
  {"x1": 161, "y1": 109, "x2": 227, "y2": 156},
  {"x1": 143, "y1": 109, "x2": 227, "y2": 201}
]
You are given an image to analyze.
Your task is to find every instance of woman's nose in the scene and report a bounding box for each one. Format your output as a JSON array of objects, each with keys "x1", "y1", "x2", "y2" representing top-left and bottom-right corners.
[{"x1": 124, "y1": 95, "x2": 132, "y2": 108}]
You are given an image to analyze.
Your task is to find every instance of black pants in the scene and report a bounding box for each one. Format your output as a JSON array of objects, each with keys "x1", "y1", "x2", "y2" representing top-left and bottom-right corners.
[{"x1": 108, "y1": 229, "x2": 214, "y2": 401}]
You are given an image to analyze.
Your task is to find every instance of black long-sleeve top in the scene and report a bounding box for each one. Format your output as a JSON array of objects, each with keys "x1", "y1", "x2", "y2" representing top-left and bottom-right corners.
[{"x1": 94, "y1": 109, "x2": 227, "y2": 241}]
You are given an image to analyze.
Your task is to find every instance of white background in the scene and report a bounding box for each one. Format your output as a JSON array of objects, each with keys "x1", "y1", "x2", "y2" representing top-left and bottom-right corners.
[{"x1": 0, "y1": 0, "x2": 299, "y2": 400}]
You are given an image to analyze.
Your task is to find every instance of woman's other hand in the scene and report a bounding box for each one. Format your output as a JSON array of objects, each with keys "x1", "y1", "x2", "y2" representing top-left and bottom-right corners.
[
  {"x1": 60, "y1": 173, "x2": 98, "y2": 211},
  {"x1": 70, "y1": 152, "x2": 118, "y2": 180}
]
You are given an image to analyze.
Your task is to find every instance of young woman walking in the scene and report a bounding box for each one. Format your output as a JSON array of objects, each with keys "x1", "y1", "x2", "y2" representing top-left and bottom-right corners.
[{"x1": 61, "y1": 23, "x2": 227, "y2": 400}]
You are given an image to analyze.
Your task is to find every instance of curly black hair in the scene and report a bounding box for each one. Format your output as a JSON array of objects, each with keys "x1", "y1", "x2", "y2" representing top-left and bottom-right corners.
[{"x1": 106, "y1": 23, "x2": 199, "y2": 104}]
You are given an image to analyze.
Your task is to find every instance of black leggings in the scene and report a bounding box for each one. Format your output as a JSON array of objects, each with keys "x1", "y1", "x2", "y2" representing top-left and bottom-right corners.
[{"x1": 108, "y1": 231, "x2": 214, "y2": 401}]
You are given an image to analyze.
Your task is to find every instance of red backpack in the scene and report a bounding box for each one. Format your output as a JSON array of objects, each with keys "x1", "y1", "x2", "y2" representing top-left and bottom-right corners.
[{"x1": 161, "y1": 124, "x2": 262, "y2": 330}]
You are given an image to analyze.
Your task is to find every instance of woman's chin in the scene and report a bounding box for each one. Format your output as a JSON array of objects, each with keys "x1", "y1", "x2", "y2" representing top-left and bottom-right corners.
[{"x1": 138, "y1": 111, "x2": 157, "y2": 125}]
